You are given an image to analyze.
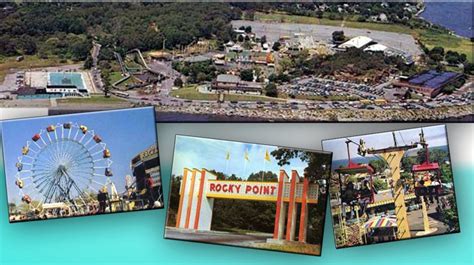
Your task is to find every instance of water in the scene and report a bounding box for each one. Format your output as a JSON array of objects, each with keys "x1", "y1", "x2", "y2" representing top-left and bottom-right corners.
[
  {"x1": 420, "y1": 1, "x2": 473, "y2": 39},
  {"x1": 48, "y1": 72, "x2": 86, "y2": 89}
]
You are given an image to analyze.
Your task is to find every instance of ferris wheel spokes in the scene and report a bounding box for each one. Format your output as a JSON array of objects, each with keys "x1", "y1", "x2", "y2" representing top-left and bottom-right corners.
[{"x1": 15, "y1": 122, "x2": 114, "y2": 215}]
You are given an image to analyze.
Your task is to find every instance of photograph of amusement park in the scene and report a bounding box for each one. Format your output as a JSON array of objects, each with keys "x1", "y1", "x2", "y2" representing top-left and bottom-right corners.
[
  {"x1": 0, "y1": 2, "x2": 472, "y2": 121},
  {"x1": 1, "y1": 107, "x2": 163, "y2": 223},
  {"x1": 322, "y1": 125, "x2": 460, "y2": 248},
  {"x1": 164, "y1": 135, "x2": 332, "y2": 255}
]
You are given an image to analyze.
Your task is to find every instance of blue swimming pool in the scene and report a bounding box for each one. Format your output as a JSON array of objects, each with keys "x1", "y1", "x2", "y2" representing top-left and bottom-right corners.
[{"x1": 48, "y1": 72, "x2": 86, "y2": 89}]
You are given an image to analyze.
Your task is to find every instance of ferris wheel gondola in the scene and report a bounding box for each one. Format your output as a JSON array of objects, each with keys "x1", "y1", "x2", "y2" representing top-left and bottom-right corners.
[{"x1": 14, "y1": 122, "x2": 114, "y2": 214}]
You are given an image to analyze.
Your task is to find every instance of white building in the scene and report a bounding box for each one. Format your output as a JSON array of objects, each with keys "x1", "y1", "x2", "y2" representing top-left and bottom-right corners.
[{"x1": 339, "y1": 36, "x2": 374, "y2": 49}]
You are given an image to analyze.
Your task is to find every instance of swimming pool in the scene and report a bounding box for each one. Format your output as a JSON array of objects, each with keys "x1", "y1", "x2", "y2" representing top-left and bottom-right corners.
[{"x1": 48, "y1": 72, "x2": 86, "y2": 90}]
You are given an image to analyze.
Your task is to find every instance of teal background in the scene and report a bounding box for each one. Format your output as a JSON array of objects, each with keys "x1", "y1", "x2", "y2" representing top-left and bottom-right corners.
[{"x1": 0, "y1": 123, "x2": 472, "y2": 265}]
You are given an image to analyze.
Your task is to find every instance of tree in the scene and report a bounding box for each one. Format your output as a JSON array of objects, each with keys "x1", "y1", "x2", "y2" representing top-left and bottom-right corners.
[
  {"x1": 260, "y1": 35, "x2": 267, "y2": 45},
  {"x1": 174, "y1": 77, "x2": 183, "y2": 88},
  {"x1": 332, "y1": 30, "x2": 345, "y2": 43},
  {"x1": 443, "y1": 196, "x2": 460, "y2": 232},
  {"x1": 18, "y1": 35, "x2": 37, "y2": 55},
  {"x1": 264, "y1": 82, "x2": 278, "y2": 97},
  {"x1": 464, "y1": 63, "x2": 474, "y2": 75},
  {"x1": 244, "y1": 26, "x2": 252, "y2": 33},
  {"x1": 240, "y1": 69, "x2": 254, "y2": 81},
  {"x1": 271, "y1": 149, "x2": 331, "y2": 181},
  {"x1": 196, "y1": 72, "x2": 208, "y2": 83},
  {"x1": 237, "y1": 34, "x2": 244, "y2": 42},
  {"x1": 83, "y1": 55, "x2": 93, "y2": 69},
  {"x1": 101, "y1": 69, "x2": 111, "y2": 97},
  {"x1": 0, "y1": 36, "x2": 18, "y2": 56},
  {"x1": 70, "y1": 40, "x2": 91, "y2": 61},
  {"x1": 272, "y1": 41, "x2": 281, "y2": 51},
  {"x1": 369, "y1": 159, "x2": 387, "y2": 173},
  {"x1": 373, "y1": 179, "x2": 388, "y2": 190},
  {"x1": 429, "y1": 46, "x2": 445, "y2": 62},
  {"x1": 316, "y1": 10, "x2": 323, "y2": 19}
]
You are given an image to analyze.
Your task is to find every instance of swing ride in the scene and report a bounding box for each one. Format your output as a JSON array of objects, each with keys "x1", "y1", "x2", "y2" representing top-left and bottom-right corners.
[{"x1": 334, "y1": 128, "x2": 444, "y2": 246}]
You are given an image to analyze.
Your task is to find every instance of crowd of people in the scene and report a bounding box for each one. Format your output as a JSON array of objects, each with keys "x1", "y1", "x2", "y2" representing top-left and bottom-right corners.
[{"x1": 9, "y1": 174, "x2": 162, "y2": 222}]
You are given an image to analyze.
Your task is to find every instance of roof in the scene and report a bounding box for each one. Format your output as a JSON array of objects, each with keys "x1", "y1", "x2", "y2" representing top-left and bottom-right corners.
[
  {"x1": 216, "y1": 74, "x2": 241, "y2": 83},
  {"x1": 408, "y1": 70, "x2": 462, "y2": 90},
  {"x1": 340, "y1": 36, "x2": 373, "y2": 49},
  {"x1": 335, "y1": 161, "x2": 375, "y2": 174},
  {"x1": 364, "y1": 43, "x2": 388, "y2": 52},
  {"x1": 15, "y1": 86, "x2": 40, "y2": 96},
  {"x1": 183, "y1": 55, "x2": 211, "y2": 63},
  {"x1": 412, "y1": 162, "x2": 439, "y2": 172}
]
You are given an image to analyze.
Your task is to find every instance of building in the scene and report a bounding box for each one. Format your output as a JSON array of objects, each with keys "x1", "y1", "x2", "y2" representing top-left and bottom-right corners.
[
  {"x1": 14, "y1": 86, "x2": 62, "y2": 99},
  {"x1": 211, "y1": 74, "x2": 263, "y2": 95},
  {"x1": 130, "y1": 144, "x2": 162, "y2": 202},
  {"x1": 339, "y1": 36, "x2": 374, "y2": 49},
  {"x1": 45, "y1": 84, "x2": 89, "y2": 97},
  {"x1": 393, "y1": 70, "x2": 463, "y2": 98}
]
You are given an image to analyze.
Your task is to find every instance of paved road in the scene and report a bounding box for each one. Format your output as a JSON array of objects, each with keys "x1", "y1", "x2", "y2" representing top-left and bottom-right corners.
[
  {"x1": 232, "y1": 20, "x2": 423, "y2": 56},
  {"x1": 165, "y1": 227, "x2": 270, "y2": 247}
]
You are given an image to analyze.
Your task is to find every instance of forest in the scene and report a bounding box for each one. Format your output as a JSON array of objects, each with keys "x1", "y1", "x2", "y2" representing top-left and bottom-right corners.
[{"x1": 0, "y1": 2, "x2": 240, "y2": 59}]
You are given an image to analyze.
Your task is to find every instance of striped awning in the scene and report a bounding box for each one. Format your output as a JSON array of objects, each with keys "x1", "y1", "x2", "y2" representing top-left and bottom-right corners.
[{"x1": 364, "y1": 215, "x2": 397, "y2": 229}]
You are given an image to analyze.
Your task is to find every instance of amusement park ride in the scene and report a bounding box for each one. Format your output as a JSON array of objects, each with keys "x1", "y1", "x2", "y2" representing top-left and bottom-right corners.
[
  {"x1": 336, "y1": 128, "x2": 440, "y2": 245},
  {"x1": 14, "y1": 122, "x2": 118, "y2": 215}
]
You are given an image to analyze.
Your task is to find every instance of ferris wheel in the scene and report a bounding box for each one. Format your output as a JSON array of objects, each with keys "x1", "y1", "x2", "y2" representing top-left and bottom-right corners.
[{"x1": 14, "y1": 122, "x2": 114, "y2": 213}]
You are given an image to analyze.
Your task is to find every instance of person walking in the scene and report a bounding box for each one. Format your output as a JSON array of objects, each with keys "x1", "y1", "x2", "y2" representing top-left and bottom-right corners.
[
  {"x1": 98, "y1": 186, "x2": 109, "y2": 213},
  {"x1": 145, "y1": 174, "x2": 155, "y2": 209}
]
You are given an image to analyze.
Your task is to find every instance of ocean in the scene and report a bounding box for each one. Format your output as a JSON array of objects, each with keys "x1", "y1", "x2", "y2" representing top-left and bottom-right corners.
[{"x1": 420, "y1": 1, "x2": 473, "y2": 39}]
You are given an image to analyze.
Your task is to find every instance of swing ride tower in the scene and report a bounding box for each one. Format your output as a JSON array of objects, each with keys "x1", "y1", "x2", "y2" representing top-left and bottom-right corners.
[{"x1": 358, "y1": 132, "x2": 417, "y2": 240}]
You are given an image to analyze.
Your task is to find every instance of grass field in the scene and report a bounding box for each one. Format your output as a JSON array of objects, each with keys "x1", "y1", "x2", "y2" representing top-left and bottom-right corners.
[
  {"x1": 109, "y1": 71, "x2": 124, "y2": 84},
  {"x1": 57, "y1": 95, "x2": 129, "y2": 105},
  {"x1": 170, "y1": 86, "x2": 283, "y2": 102},
  {"x1": 254, "y1": 12, "x2": 473, "y2": 62},
  {"x1": 415, "y1": 29, "x2": 473, "y2": 62},
  {"x1": 0, "y1": 55, "x2": 73, "y2": 82}
]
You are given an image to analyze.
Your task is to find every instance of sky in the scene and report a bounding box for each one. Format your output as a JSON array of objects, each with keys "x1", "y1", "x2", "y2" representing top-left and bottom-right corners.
[
  {"x1": 322, "y1": 125, "x2": 448, "y2": 162},
  {"x1": 172, "y1": 135, "x2": 314, "y2": 180},
  {"x1": 1, "y1": 107, "x2": 157, "y2": 204}
]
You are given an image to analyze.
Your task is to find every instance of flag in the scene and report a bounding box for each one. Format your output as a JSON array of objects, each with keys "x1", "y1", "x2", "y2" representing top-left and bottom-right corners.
[
  {"x1": 264, "y1": 149, "x2": 271, "y2": 162},
  {"x1": 225, "y1": 151, "x2": 230, "y2": 160},
  {"x1": 244, "y1": 150, "x2": 250, "y2": 161}
]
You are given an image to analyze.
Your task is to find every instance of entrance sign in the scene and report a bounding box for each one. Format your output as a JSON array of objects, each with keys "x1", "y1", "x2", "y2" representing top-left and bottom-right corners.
[
  {"x1": 175, "y1": 168, "x2": 319, "y2": 243},
  {"x1": 207, "y1": 181, "x2": 278, "y2": 201},
  {"x1": 165, "y1": 135, "x2": 332, "y2": 255}
]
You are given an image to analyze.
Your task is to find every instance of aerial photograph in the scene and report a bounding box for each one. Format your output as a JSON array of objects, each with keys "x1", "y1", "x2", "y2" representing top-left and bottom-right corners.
[
  {"x1": 0, "y1": 1, "x2": 472, "y2": 121},
  {"x1": 164, "y1": 135, "x2": 332, "y2": 255},
  {"x1": 322, "y1": 125, "x2": 459, "y2": 248},
  {"x1": 1, "y1": 107, "x2": 163, "y2": 223}
]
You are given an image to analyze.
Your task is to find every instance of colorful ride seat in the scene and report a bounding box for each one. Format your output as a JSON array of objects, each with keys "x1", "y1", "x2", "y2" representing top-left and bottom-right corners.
[
  {"x1": 22, "y1": 195, "x2": 32, "y2": 204},
  {"x1": 15, "y1": 179, "x2": 24, "y2": 189},
  {"x1": 15, "y1": 162, "x2": 23, "y2": 171},
  {"x1": 80, "y1": 125, "x2": 88, "y2": 134},
  {"x1": 103, "y1": 149, "x2": 111, "y2": 158},
  {"x1": 93, "y1": 135, "x2": 102, "y2": 143},
  {"x1": 105, "y1": 168, "x2": 113, "y2": 177},
  {"x1": 32, "y1": 134, "x2": 41, "y2": 141},
  {"x1": 22, "y1": 146, "x2": 29, "y2": 155}
]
